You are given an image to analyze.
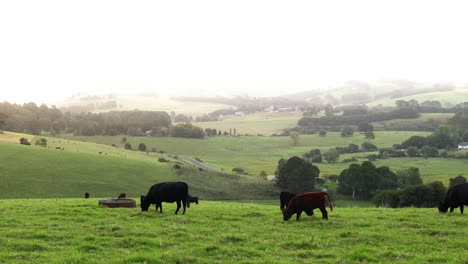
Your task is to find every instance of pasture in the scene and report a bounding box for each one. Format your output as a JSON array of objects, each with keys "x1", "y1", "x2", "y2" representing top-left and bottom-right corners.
[
  {"x1": 0, "y1": 141, "x2": 276, "y2": 199},
  {"x1": 193, "y1": 111, "x2": 303, "y2": 136},
  {"x1": 56, "y1": 95, "x2": 230, "y2": 116},
  {"x1": 56, "y1": 131, "x2": 468, "y2": 185},
  {"x1": 367, "y1": 88, "x2": 468, "y2": 107},
  {"x1": 0, "y1": 199, "x2": 466, "y2": 263}
]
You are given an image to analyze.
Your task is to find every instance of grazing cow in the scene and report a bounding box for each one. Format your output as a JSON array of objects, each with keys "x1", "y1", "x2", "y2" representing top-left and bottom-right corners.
[
  {"x1": 140, "y1": 182, "x2": 188, "y2": 214},
  {"x1": 438, "y1": 183, "x2": 468, "y2": 214},
  {"x1": 187, "y1": 195, "x2": 199, "y2": 208},
  {"x1": 118, "y1": 192, "x2": 126, "y2": 199},
  {"x1": 85, "y1": 192, "x2": 90, "y2": 199},
  {"x1": 280, "y1": 191, "x2": 296, "y2": 210},
  {"x1": 282, "y1": 192, "x2": 333, "y2": 221}
]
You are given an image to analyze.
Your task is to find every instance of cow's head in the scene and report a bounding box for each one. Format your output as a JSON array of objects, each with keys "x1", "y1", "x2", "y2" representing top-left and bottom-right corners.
[
  {"x1": 282, "y1": 208, "x2": 292, "y2": 221},
  {"x1": 140, "y1": 195, "x2": 150, "y2": 211},
  {"x1": 438, "y1": 202, "x2": 449, "y2": 213}
]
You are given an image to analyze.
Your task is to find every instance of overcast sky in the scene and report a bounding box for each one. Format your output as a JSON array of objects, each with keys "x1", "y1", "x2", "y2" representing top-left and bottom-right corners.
[{"x1": 1, "y1": 0, "x2": 468, "y2": 104}]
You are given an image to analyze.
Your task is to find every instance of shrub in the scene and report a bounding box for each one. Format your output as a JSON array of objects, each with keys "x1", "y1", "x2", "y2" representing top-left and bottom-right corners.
[
  {"x1": 138, "y1": 143, "x2": 147, "y2": 152},
  {"x1": 361, "y1": 142, "x2": 377, "y2": 151},
  {"x1": 372, "y1": 190, "x2": 400, "y2": 208},
  {"x1": 174, "y1": 164, "x2": 181, "y2": 169},
  {"x1": 232, "y1": 167, "x2": 245, "y2": 174},
  {"x1": 19, "y1": 138, "x2": 31, "y2": 145},
  {"x1": 124, "y1": 143, "x2": 132, "y2": 150},
  {"x1": 158, "y1": 158, "x2": 168, "y2": 162}
]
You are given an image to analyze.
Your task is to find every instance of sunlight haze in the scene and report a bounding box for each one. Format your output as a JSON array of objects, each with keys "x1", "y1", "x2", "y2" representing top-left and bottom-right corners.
[{"x1": 1, "y1": 0, "x2": 468, "y2": 104}]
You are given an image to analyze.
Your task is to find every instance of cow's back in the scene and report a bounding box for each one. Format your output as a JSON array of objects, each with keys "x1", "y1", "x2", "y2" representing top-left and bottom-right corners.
[
  {"x1": 453, "y1": 183, "x2": 468, "y2": 204},
  {"x1": 150, "y1": 182, "x2": 188, "y2": 202}
]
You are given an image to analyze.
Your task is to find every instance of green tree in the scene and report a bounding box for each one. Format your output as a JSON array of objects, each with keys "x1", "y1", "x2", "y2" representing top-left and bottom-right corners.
[
  {"x1": 420, "y1": 145, "x2": 438, "y2": 158},
  {"x1": 397, "y1": 167, "x2": 422, "y2": 187},
  {"x1": 365, "y1": 131, "x2": 375, "y2": 141},
  {"x1": 319, "y1": 129, "x2": 327, "y2": 137},
  {"x1": 340, "y1": 126, "x2": 354, "y2": 137},
  {"x1": 323, "y1": 149, "x2": 340, "y2": 163},
  {"x1": 290, "y1": 132, "x2": 300, "y2": 146},
  {"x1": 124, "y1": 143, "x2": 132, "y2": 150},
  {"x1": 406, "y1": 146, "x2": 419, "y2": 157},
  {"x1": 275, "y1": 156, "x2": 319, "y2": 193},
  {"x1": 138, "y1": 143, "x2": 147, "y2": 152}
]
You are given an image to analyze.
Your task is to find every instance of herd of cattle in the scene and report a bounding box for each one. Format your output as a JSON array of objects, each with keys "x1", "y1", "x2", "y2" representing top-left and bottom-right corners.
[{"x1": 91, "y1": 181, "x2": 468, "y2": 219}]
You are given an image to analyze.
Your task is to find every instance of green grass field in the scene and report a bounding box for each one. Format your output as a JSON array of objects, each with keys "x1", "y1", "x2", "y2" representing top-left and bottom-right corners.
[
  {"x1": 0, "y1": 140, "x2": 276, "y2": 199},
  {"x1": 193, "y1": 112, "x2": 303, "y2": 136},
  {"x1": 371, "y1": 113, "x2": 454, "y2": 131},
  {"x1": 0, "y1": 199, "x2": 466, "y2": 263},
  {"x1": 62, "y1": 131, "x2": 462, "y2": 180}
]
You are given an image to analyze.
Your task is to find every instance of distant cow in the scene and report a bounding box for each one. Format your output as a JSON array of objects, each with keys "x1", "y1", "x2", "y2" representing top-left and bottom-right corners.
[
  {"x1": 282, "y1": 192, "x2": 333, "y2": 221},
  {"x1": 140, "y1": 182, "x2": 188, "y2": 214},
  {"x1": 85, "y1": 192, "x2": 90, "y2": 199},
  {"x1": 280, "y1": 191, "x2": 296, "y2": 210},
  {"x1": 438, "y1": 183, "x2": 468, "y2": 214},
  {"x1": 187, "y1": 195, "x2": 199, "y2": 208},
  {"x1": 118, "y1": 192, "x2": 126, "y2": 199}
]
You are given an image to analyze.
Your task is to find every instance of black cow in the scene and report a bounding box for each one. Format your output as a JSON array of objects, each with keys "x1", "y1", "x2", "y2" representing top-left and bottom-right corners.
[
  {"x1": 140, "y1": 182, "x2": 188, "y2": 214},
  {"x1": 280, "y1": 191, "x2": 296, "y2": 210},
  {"x1": 187, "y1": 195, "x2": 199, "y2": 208},
  {"x1": 438, "y1": 183, "x2": 468, "y2": 214},
  {"x1": 85, "y1": 192, "x2": 90, "y2": 199}
]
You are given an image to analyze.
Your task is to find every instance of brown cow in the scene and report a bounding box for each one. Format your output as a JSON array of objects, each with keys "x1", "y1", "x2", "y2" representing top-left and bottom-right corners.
[
  {"x1": 282, "y1": 192, "x2": 333, "y2": 221},
  {"x1": 118, "y1": 192, "x2": 126, "y2": 199}
]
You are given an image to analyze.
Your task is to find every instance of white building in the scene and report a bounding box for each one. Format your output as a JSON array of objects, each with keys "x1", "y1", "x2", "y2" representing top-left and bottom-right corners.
[{"x1": 458, "y1": 142, "x2": 468, "y2": 149}]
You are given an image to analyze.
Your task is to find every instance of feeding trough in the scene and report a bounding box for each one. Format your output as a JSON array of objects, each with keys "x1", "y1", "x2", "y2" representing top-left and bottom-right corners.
[{"x1": 99, "y1": 198, "x2": 136, "y2": 208}]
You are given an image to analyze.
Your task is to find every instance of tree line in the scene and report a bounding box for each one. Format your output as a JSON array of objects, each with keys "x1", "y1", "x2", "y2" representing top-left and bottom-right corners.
[
  {"x1": 0, "y1": 102, "x2": 209, "y2": 138},
  {"x1": 275, "y1": 156, "x2": 466, "y2": 208}
]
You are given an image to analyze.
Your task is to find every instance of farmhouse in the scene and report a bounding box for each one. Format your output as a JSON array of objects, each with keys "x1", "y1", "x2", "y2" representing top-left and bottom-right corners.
[{"x1": 458, "y1": 142, "x2": 468, "y2": 150}]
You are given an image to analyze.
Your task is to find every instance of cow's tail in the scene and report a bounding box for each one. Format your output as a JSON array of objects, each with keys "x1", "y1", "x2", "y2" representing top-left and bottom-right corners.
[{"x1": 325, "y1": 192, "x2": 333, "y2": 211}]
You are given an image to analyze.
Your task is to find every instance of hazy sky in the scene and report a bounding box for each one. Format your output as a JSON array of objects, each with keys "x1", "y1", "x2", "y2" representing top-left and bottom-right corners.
[{"x1": 1, "y1": 0, "x2": 468, "y2": 104}]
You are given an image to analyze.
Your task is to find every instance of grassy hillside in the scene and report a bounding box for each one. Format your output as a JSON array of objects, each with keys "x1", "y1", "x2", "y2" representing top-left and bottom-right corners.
[
  {"x1": 368, "y1": 89, "x2": 468, "y2": 107},
  {"x1": 194, "y1": 112, "x2": 302, "y2": 135},
  {"x1": 55, "y1": 131, "x2": 468, "y2": 185},
  {"x1": 0, "y1": 140, "x2": 276, "y2": 199},
  {"x1": 56, "y1": 95, "x2": 229, "y2": 116},
  {"x1": 371, "y1": 113, "x2": 454, "y2": 131},
  {"x1": 0, "y1": 199, "x2": 466, "y2": 263}
]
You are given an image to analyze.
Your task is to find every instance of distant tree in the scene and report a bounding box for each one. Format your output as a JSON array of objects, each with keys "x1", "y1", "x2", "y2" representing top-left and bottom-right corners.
[
  {"x1": 358, "y1": 122, "x2": 374, "y2": 133},
  {"x1": 229, "y1": 128, "x2": 232, "y2": 136},
  {"x1": 290, "y1": 132, "x2": 300, "y2": 146},
  {"x1": 124, "y1": 143, "x2": 132, "y2": 150},
  {"x1": 449, "y1": 175, "x2": 467, "y2": 188},
  {"x1": 319, "y1": 129, "x2": 327, "y2": 137},
  {"x1": 397, "y1": 167, "x2": 422, "y2": 187},
  {"x1": 420, "y1": 145, "x2": 438, "y2": 158},
  {"x1": 35, "y1": 138, "x2": 47, "y2": 147},
  {"x1": 234, "y1": 128, "x2": 237, "y2": 135},
  {"x1": 406, "y1": 146, "x2": 420, "y2": 157},
  {"x1": 138, "y1": 143, "x2": 147, "y2": 152},
  {"x1": 361, "y1": 142, "x2": 378, "y2": 151},
  {"x1": 304, "y1": 149, "x2": 322, "y2": 163},
  {"x1": 232, "y1": 167, "x2": 245, "y2": 174},
  {"x1": 463, "y1": 130, "x2": 468, "y2": 141},
  {"x1": 323, "y1": 149, "x2": 340, "y2": 163},
  {"x1": 121, "y1": 137, "x2": 127, "y2": 143},
  {"x1": 324, "y1": 104, "x2": 334, "y2": 116},
  {"x1": 275, "y1": 156, "x2": 319, "y2": 193},
  {"x1": 223, "y1": 131, "x2": 229, "y2": 136},
  {"x1": 402, "y1": 136, "x2": 426, "y2": 149},
  {"x1": 259, "y1": 170, "x2": 268, "y2": 179},
  {"x1": 340, "y1": 126, "x2": 354, "y2": 137},
  {"x1": 365, "y1": 131, "x2": 375, "y2": 141}
]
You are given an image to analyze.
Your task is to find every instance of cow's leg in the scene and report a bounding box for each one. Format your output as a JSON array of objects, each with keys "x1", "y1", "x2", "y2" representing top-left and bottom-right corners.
[
  {"x1": 175, "y1": 200, "x2": 181, "y2": 214},
  {"x1": 157, "y1": 203, "x2": 162, "y2": 213},
  {"x1": 296, "y1": 210, "x2": 302, "y2": 221},
  {"x1": 182, "y1": 199, "x2": 187, "y2": 214},
  {"x1": 305, "y1": 209, "x2": 313, "y2": 217},
  {"x1": 460, "y1": 205, "x2": 464, "y2": 214},
  {"x1": 450, "y1": 207, "x2": 455, "y2": 213},
  {"x1": 320, "y1": 207, "x2": 328, "y2": 220}
]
